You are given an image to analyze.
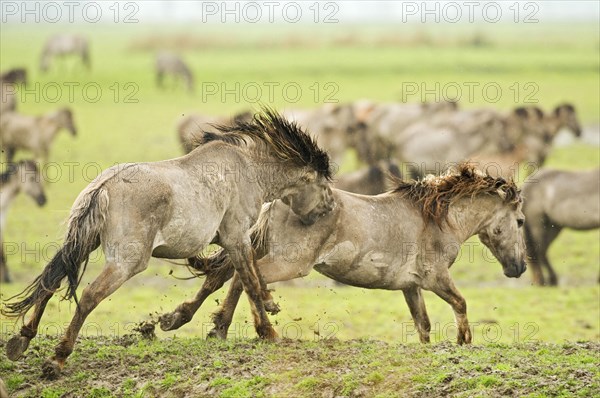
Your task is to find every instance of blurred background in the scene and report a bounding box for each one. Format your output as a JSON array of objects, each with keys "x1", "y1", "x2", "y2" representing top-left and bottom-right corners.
[{"x1": 0, "y1": 1, "x2": 598, "y2": 343}]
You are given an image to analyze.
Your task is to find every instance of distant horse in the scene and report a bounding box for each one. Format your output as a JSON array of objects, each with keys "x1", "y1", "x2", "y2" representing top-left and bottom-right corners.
[
  {"x1": 522, "y1": 168, "x2": 599, "y2": 285},
  {"x1": 0, "y1": 107, "x2": 77, "y2": 163},
  {"x1": 156, "y1": 52, "x2": 194, "y2": 92},
  {"x1": 160, "y1": 164, "x2": 526, "y2": 345},
  {"x1": 0, "y1": 68, "x2": 27, "y2": 114},
  {"x1": 40, "y1": 34, "x2": 90, "y2": 72},
  {"x1": 0, "y1": 68, "x2": 27, "y2": 86},
  {"x1": 471, "y1": 104, "x2": 582, "y2": 180},
  {"x1": 0, "y1": 160, "x2": 47, "y2": 283},
  {"x1": 334, "y1": 161, "x2": 401, "y2": 195},
  {"x1": 3, "y1": 108, "x2": 334, "y2": 379},
  {"x1": 177, "y1": 111, "x2": 253, "y2": 153}
]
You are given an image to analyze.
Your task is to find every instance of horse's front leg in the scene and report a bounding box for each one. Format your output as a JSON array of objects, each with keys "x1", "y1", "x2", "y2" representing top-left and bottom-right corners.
[
  {"x1": 402, "y1": 287, "x2": 431, "y2": 343},
  {"x1": 224, "y1": 240, "x2": 277, "y2": 340},
  {"x1": 430, "y1": 275, "x2": 471, "y2": 345}
]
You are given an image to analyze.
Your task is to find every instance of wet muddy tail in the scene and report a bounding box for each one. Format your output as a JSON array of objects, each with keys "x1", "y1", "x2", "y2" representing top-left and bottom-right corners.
[{"x1": 2, "y1": 188, "x2": 108, "y2": 318}]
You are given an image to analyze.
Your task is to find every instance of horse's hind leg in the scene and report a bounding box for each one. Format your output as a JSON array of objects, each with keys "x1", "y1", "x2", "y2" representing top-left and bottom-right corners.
[
  {"x1": 6, "y1": 293, "x2": 53, "y2": 360},
  {"x1": 159, "y1": 260, "x2": 235, "y2": 331},
  {"x1": 402, "y1": 287, "x2": 431, "y2": 343},
  {"x1": 430, "y1": 275, "x2": 471, "y2": 345},
  {"x1": 42, "y1": 258, "x2": 149, "y2": 379}
]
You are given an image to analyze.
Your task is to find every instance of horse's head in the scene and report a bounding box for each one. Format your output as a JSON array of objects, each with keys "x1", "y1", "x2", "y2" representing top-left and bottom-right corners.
[
  {"x1": 18, "y1": 160, "x2": 47, "y2": 206},
  {"x1": 477, "y1": 189, "x2": 526, "y2": 278},
  {"x1": 281, "y1": 172, "x2": 334, "y2": 225},
  {"x1": 56, "y1": 107, "x2": 78, "y2": 136},
  {"x1": 552, "y1": 103, "x2": 582, "y2": 137}
]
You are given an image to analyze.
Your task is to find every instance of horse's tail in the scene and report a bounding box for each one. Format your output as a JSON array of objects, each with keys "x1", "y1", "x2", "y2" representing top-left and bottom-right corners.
[
  {"x1": 2, "y1": 186, "x2": 109, "y2": 318},
  {"x1": 187, "y1": 202, "x2": 274, "y2": 278}
]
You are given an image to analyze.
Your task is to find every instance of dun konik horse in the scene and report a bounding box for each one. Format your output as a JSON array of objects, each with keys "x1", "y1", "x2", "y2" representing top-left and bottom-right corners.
[
  {"x1": 522, "y1": 168, "x2": 600, "y2": 285},
  {"x1": 2, "y1": 108, "x2": 334, "y2": 378},
  {"x1": 160, "y1": 164, "x2": 526, "y2": 345},
  {"x1": 0, "y1": 160, "x2": 47, "y2": 283},
  {"x1": 40, "y1": 34, "x2": 90, "y2": 72},
  {"x1": 0, "y1": 107, "x2": 77, "y2": 163},
  {"x1": 156, "y1": 52, "x2": 194, "y2": 92}
]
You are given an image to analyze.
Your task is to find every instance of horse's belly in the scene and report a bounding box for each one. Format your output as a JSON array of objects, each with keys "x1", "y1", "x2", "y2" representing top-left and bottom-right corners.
[
  {"x1": 152, "y1": 219, "x2": 220, "y2": 259},
  {"x1": 314, "y1": 245, "x2": 413, "y2": 289}
]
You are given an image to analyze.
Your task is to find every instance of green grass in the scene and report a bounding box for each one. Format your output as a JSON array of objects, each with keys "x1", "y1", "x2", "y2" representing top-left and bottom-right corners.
[
  {"x1": 0, "y1": 21, "x2": 598, "y2": 397},
  {"x1": 0, "y1": 337, "x2": 598, "y2": 397}
]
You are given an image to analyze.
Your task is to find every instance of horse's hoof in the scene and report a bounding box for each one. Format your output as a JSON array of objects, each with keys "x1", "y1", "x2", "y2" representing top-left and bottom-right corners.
[
  {"x1": 159, "y1": 312, "x2": 186, "y2": 331},
  {"x1": 41, "y1": 359, "x2": 62, "y2": 380},
  {"x1": 207, "y1": 328, "x2": 227, "y2": 340},
  {"x1": 6, "y1": 335, "x2": 30, "y2": 361},
  {"x1": 264, "y1": 300, "x2": 281, "y2": 315}
]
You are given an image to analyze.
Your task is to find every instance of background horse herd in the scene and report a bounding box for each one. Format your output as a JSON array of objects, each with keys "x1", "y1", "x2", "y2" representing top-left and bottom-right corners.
[{"x1": 0, "y1": 24, "x2": 598, "y2": 388}]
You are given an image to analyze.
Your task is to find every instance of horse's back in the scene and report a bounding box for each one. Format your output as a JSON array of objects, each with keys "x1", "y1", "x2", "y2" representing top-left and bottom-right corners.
[{"x1": 523, "y1": 168, "x2": 600, "y2": 230}]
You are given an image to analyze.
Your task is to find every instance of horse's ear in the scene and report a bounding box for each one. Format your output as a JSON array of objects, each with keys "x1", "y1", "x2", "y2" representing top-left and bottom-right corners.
[{"x1": 531, "y1": 107, "x2": 544, "y2": 119}]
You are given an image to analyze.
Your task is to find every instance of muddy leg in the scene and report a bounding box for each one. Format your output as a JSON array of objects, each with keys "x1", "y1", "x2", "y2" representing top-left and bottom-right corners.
[
  {"x1": 402, "y1": 287, "x2": 431, "y2": 343},
  {"x1": 208, "y1": 273, "x2": 244, "y2": 340},
  {"x1": 159, "y1": 260, "x2": 235, "y2": 331},
  {"x1": 42, "y1": 260, "x2": 147, "y2": 379},
  {"x1": 226, "y1": 243, "x2": 277, "y2": 340},
  {"x1": 430, "y1": 277, "x2": 471, "y2": 345},
  {"x1": 5, "y1": 293, "x2": 53, "y2": 360}
]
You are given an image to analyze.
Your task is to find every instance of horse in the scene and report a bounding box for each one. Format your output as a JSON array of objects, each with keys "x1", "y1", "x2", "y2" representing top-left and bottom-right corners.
[
  {"x1": 0, "y1": 160, "x2": 47, "y2": 283},
  {"x1": 177, "y1": 111, "x2": 253, "y2": 154},
  {"x1": 470, "y1": 104, "x2": 582, "y2": 180},
  {"x1": 398, "y1": 104, "x2": 581, "y2": 179},
  {"x1": 522, "y1": 168, "x2": 600, "y2": 286},
  {"x1": 2, "y1": 108, "x2": 333, "y2": 378},
  {"x1": 0, "y1": 68, "x2": 27, "y2": 114},
  {"x1": 159, "y1": 163, "x2": 526, "y2": 345},
  {"x1": 0, "y1": 107, "x2": 77, "y2": 163},
  {"x1": 40, "y1": 34, "x2": 90, "y2": 73},
  {"x1": 156, "y1": 52, "x2": 194, "y2": 92},
  {"x1": 0, "y1": 68, "x2": 27, "y2": 86},
  {"x1": 333, "y1": 161, "x2": 401, "y2": 195}
]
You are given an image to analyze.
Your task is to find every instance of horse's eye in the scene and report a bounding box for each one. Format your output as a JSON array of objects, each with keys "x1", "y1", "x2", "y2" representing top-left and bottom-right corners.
[
  {"x1": 517, "y1": 219, "x2": 524, "y2": 228},
  {"x1": 494, "y1": 227, "x2": 502, "y2": 235}
]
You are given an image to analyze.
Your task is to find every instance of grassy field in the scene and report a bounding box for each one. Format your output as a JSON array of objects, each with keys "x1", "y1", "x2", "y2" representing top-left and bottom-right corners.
[
  {"x1": 1, "y1": 337, "x2": 599, "y2": 397},
  {"x1": 0, "y1": 22, "x2": 599, "y2": 396}
]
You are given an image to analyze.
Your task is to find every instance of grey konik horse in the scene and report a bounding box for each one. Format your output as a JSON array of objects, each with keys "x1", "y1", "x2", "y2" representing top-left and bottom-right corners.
[
  {"x1": 333, "y1": 161, "x2": 401, "y2": 195},
  {"x1": 160, "y1": 164, "x2": 526, "y2": 345},
  {"x1": 0, "y1": 107, "x2": 77, "y2": 163},
  {"x1": 156, "y1": 52, "x2": 194, "y2": 92},
  {"x1": 0, "y1": 160, "x2": 47, "y2": 283},
  {"x1": 0, "y1": 68, "x2": 27, "y2": 114},
  {"x1": 2, "y1": 108, "x2": 334, "y2": 378},
  {"x1": 177, "y1": 111, "x2": 253, "y2": 153},
  {"x1": 522, "y1": 168, "x2": 599, "y2": 286},
  {"x1": 40, "y1": 34, "x2": 90, "y2": 72}
]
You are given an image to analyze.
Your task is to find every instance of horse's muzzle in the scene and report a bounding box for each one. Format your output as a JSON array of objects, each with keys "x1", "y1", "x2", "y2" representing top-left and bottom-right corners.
[
  {"x1": 36, "y1": 194, "x2": 47, "y2": 206},
  {"x1": 504, "y1": 262, "x2": 527, "y2": 278}
]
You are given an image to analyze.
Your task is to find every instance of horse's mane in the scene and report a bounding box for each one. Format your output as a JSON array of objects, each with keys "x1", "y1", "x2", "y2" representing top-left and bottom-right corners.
[
  {"x1": 392, "y1": 163, "x2": 521, "y2": 227},
  {"x1": 192, "y1": 107, "x2": 332, "y2": 180}
]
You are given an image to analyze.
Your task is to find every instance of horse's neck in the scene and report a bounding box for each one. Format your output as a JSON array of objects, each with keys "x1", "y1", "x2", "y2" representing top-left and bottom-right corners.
[
  {"x1": 249, "y1": 155, "x2": 303, "y2": 202},
  {"x1": 38, "y1": 115, "x2": 61, "y2": 141},
  {"x1": 544, "y1": 116, "x2": 562, "y2": 136},
  {"x1": 446, "y1": 196, "x2": 496, "y2": 242}
]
